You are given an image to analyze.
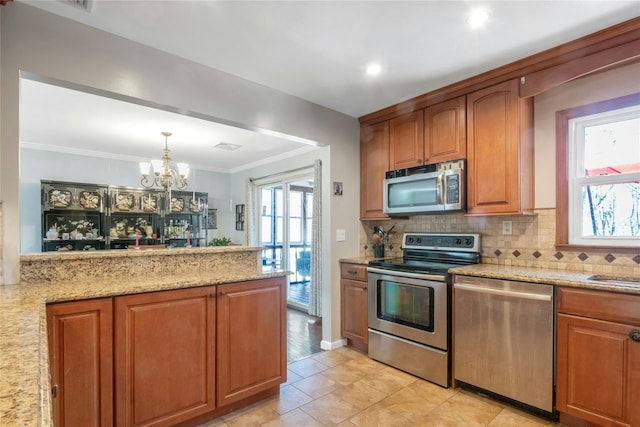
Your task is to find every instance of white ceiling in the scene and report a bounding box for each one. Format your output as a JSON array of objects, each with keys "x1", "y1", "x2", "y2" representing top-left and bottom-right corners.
[
  {"x1": 16, "y1": 0, "x2": 640, "y2": 173},
  {"x1": 19, "y1": 78, "x2": 321, "y2": 174}
]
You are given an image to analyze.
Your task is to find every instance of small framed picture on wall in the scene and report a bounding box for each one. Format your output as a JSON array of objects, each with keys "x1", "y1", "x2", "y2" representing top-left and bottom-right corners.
[
  {"x1": 333, "y1": 181, "x2": 343, "y2": 196},
  {"x1": 235, "y1": 204, "x2": 245, "y2": 231},
  {"x1": 207, "y1": 209, "x2": 217, "y2": 229}
]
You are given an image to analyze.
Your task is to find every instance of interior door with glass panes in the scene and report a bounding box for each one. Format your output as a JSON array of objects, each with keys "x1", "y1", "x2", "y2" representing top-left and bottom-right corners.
[{"x1": 260, "y1": 180, "x2": 313, "y2": 309}]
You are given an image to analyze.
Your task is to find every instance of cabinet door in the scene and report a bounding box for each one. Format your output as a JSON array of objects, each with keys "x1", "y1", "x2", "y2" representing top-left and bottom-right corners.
[
  {"x1": 557, "y1": 313, "x2": 640, "y2": 427},
  {"x1": 389, "y1": 110, "x2": 424, "y2": 170},
  {"x1": 47, "y1": 298, "x2": 113, "y2": 427},
  {"x1": 340, "y1": 277, "x2": 368, "y2": 352},
  {"x1": 115, "y1": 286, "x2": 216, "y2": 427},
  {"x1": 424, "y1": 96, "x2": 466, "y2": 164},
  {"x1": 216, "y1": 278, "x2": 287, "y2": 407},
  {"x1": 360, "y1": 121, "x2": 390, "y2": 220},
  {"x1": 466, "y1": 79, "x2": 534, "y2": 215}
]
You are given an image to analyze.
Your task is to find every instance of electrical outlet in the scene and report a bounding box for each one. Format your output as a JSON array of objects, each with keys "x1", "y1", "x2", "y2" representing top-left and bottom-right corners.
[
  {"x1": 502, "y1": 220, "x2": 513, "y2": 235},
  {"x1": 336, "y1": 229, "x2": 346, "y2": 241}
]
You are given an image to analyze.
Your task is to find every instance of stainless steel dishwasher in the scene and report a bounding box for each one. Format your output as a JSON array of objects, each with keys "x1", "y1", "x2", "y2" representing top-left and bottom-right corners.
[{"x1": 454, "y1": 275, "x2": 554, "y2": 414}]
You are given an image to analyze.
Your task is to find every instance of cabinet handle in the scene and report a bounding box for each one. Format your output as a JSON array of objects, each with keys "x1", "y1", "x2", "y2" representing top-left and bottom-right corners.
[
  {"x1": 219, "y1": 291, "x2": 226, "y2": 296},
  {"x1": 51, "y1": 384, "x2": 58, "y2": 398},
  {"x1": 209, "y1": 293, "x2": 216, "y2": 298},
  {"x1": 630, "y1": 330, "x2": 640, "y2": 342},
  {"x1": 347, "y1": 270, "x2": 358, "y2": 274}
]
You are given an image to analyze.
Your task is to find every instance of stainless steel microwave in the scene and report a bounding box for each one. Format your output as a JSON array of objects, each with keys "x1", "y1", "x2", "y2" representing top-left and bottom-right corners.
[{"x1": 383, "y1": 160, "x2": 466, "y2": 215}]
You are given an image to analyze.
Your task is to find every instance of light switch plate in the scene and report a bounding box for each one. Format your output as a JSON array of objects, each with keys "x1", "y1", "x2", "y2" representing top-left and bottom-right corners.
[{"x1": 336, "y1": 229, "x2": 346, "y2": 241}]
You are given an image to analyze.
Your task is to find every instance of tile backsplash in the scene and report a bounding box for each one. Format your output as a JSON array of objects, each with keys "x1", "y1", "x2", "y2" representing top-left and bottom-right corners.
[{"x1": 361, "y1": 208, "x2": 640, "y2": 276}]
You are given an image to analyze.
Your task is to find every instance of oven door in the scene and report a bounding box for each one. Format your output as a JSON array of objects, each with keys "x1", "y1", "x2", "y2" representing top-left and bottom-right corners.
[{"x1": 367, "y1": 267, "x2": 448, "y2": 350}]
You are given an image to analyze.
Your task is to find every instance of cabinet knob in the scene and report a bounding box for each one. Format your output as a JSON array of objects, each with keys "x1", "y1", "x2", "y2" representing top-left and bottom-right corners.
[
  {"x1": 630, "y1": 330, "x2": 640, "y2": 342},
  {"x1": 209, "y1": 293, "x2": 216, "y2": 298},
  {"x1": 51, "y1": 384, "x2": 59, "y2": 398}
]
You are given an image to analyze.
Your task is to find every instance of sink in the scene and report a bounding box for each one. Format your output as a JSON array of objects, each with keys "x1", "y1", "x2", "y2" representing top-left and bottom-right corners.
[{"x1": 587, "y1": 275, "x2": 640, "y2": 286}]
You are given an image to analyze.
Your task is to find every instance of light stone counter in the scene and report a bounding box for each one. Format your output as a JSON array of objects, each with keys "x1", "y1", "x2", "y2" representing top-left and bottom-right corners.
[
  {"x1": 339, "y1": 256, "x2": 394, "y2": 265},
  {"x1": 0, "y1": 247, "x2": 289, "y2": 426},
  {"x1": 450, "y1": 263, "x2": 640, "y2": 295}
]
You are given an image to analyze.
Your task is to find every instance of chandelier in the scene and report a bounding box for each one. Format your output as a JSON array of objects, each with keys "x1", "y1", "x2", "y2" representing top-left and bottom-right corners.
[{"x1": 139, "y1": 132, "x2": 190, "y2": 192}]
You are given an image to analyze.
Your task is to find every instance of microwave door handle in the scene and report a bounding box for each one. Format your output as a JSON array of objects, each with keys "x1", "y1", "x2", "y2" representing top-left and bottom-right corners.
[{"x1": 437, "y1": 173, "x2": 444, "y2": 205}]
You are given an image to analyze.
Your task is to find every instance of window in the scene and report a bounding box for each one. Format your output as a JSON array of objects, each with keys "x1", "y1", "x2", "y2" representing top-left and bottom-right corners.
[{"x1": 556, "y1": 93, "x2": 640, "y2": 250}]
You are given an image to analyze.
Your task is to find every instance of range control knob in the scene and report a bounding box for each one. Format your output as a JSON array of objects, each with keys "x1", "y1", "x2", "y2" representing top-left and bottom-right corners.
[
  {"x1": 455, "y1": 238, "x2": 462, "y2": 245},
  {"x1": 465, "y1": 238, "x2": 473, "y2": 246}
]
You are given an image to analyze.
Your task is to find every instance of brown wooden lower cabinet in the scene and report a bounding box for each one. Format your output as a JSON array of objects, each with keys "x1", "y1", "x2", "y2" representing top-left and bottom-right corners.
[
  {"x1": 47, "y1": 298, "x2": 113, "y2": 427},
  {"x1": 115, "y1": 286, "x2": 217, "y2": 427},
  {"x1": 556, "y1": 287, "x2": 640, "y2": 427},
  {"x1": 340, "y1": 262, "x2": 368, "y2": 352},
  {"x1": 46, "y1": 277, "x2": 286, "y2": 427},
  {"x1": 216, "y1": 278, "x2": 287, "y2": 407}
]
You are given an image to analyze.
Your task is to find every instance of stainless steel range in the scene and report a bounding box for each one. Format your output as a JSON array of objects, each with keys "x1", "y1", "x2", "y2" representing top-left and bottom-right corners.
[{"x1": 367, "y1": 232, "x2": 480, "y2": 387}]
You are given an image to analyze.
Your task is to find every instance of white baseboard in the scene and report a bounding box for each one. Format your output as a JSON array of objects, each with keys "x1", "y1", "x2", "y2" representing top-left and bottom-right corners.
[{"x1": 320, "y1": 339, "x2": 347, "y2": 351}]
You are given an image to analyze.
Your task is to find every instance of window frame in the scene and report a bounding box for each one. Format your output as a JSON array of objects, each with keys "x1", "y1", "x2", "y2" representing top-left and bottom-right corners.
[{"x1": 556, "y1": 92, "x2": 640, "y2": 253}]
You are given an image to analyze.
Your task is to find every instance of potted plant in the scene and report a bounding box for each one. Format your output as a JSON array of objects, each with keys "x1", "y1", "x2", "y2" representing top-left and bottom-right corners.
[{"x1": 208, "y1": 237, "x2": 232, "y2": 246}]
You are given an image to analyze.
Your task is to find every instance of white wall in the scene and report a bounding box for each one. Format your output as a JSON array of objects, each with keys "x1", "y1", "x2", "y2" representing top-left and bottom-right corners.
[
  {"x1": 229, "y1": 146, "x2": 352, "y2": 348},
  {"x1": 534, "y1": 61, "x2": 640, "y2": 208},
  {"x1": 2, "y1": 3, "x2": 360, "y2": 346},
  {"x1": 19, "y1": 147, "x2": 232, "y2": 253},
  {"x1": 229, "y1": 140, "x2": 361, "y2": 348}
]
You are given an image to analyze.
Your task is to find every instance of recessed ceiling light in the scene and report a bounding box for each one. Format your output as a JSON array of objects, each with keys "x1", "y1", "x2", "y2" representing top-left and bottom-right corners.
[
  {"x1": 467, "y1": 9, "x2": 489, "y2": 28},
  {"x1": 213, "y1": 142, "x2": 241, "y2": 151},
  {"x1": 366, "y1": 63, "x2": 382, "y2": 76}
]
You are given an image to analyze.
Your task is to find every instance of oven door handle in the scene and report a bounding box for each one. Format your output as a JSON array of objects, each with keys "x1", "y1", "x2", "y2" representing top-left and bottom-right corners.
[
  {"x1": 367, "y1": 267, "x2": 446, "y2": 282},
  {"x1": 454, "y1": 283, "x2": 552, "y2": 301}
]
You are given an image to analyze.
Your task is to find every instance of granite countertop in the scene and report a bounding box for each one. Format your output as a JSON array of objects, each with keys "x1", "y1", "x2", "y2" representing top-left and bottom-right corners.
[
  {"x1": 0, "y1": 268, "x2": 289, "y2": 426},
  {"x1": 19, "y1": 245, "x2": 256, "y2": 262},
  {"x1": 450, "y1": 264, "x2": 640, "y2": 295},
  {"x1": 339, "y1": 256, "x2": 392, "y2": 265},
  {"x1": 341, "y1": 257, "x2": 640, "y2": 295}
]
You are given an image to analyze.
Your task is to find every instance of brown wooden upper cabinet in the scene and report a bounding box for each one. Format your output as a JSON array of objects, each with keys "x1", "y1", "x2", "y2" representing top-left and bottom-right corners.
[
  {"x1": 466, "y1": 79, "x2": 534, "y2": 215},
  {"x1": 389, "y1": 110, "x2": 424, "y2": 170},
  {"x1": 360, "y1": 121, "x2": 390, "y2": 220},
  {"x1": 389, "y1": 97, "x2": 466, "y2": 171},
  {"x1": 424, "y1": 96, "x2": 467, "y2": 164}
]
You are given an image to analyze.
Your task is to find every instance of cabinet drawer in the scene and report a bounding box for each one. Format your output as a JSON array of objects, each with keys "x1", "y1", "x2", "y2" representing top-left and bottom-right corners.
[
  {"x1": 340, "y1": 263, "x2": 368, "y2": 281},
  {"x1": 557, "y1": 287, "x2": 640, "y2": 326}
]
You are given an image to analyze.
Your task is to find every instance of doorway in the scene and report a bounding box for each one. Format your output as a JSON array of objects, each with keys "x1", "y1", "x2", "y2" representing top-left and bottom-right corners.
[
  {"x1": 260, "y1": 180, "x2": 313, "y2": 310},
  {"x1": 287, "y1": 308, "x2": 322, "y2": 363}
]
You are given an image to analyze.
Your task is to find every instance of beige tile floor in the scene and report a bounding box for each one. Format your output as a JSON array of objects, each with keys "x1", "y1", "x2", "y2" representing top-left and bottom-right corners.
[{"x1": 201, "y1": 347, "x2": 566, "y2": 427}]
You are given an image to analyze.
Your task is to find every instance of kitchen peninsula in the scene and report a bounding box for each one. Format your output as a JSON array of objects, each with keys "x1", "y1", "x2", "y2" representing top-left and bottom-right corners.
[{"x1": 0, "y1": 246, "x2": 290, "y2": 426}]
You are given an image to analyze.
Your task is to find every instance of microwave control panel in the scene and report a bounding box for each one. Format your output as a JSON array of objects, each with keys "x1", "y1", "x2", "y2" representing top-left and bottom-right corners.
[{"x1": 446, "y1": 174, "x2": 460, "y2": 204}]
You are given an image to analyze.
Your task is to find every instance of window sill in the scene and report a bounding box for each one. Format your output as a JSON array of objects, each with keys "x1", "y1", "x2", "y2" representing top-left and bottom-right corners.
[{"x1": 555, "y1": 244, "x2": 639, "y2": 254}]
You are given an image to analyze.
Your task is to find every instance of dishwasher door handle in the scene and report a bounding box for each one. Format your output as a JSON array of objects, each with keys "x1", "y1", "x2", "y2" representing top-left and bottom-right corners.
[{"x1": 454, "y1": 283, "x2": 552, "y2": 301}]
